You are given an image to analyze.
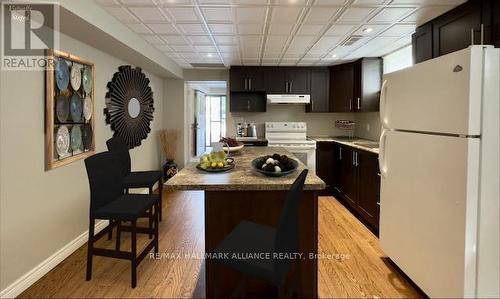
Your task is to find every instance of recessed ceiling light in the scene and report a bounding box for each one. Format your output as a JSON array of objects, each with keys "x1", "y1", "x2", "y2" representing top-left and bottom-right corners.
[
  {"x1": 363, "y1": 27, "x2": 374, "y2": 33},
  {"x1": 207, "y1": 53, "x2": 213, "y2": 58},
  {"x1": 331, "y1": 54, "x2": 337, "y2": 58}
]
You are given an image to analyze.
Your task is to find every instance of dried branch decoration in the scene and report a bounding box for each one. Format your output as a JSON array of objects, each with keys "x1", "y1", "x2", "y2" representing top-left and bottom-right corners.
[{"x1": 159, "y1": 129, "x2": 179, "y2": 161}]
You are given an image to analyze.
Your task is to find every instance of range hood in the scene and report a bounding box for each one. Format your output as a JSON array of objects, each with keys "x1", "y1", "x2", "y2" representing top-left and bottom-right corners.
[{"x1": 267, "y1": 94, "x2": 311, "y2": 104}]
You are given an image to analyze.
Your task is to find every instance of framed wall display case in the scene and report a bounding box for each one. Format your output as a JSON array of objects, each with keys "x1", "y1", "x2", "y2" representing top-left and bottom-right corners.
[{"x1": 45, "y1": 49, "x2": 95, "y2": 170}]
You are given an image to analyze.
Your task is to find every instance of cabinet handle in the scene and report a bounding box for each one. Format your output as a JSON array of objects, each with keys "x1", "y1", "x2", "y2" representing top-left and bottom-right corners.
[
  {"x1": 357, "y1": 97, "x2": 361, "y2": 110},
  {"x1": 244, "y1": 79, "x2": 248, "y2": 90},
  {"x1": 339, "y1": 147, "x2": 342, "y2": 160},
  {"x1": 352, "y1": 152, "x2": 356, "y2": 166},
  {"x1": 289, "y1": 82, "x2": 292, "y2": 93},
  {"x1": 247, "y1": 99, "x2": 250, "y2": 110},
  {"x1": 248, "y1": 79, "x2": 252, "y2": 90},
  {"x1": 480, "y1": 23, "x2": 484, "y2": 45},
  {"x1": 471, "y1": 28, "x2": 475, "y2": 45},
  {"x1": 349, "y1": 99, "x2": 352, "y2": 111}
]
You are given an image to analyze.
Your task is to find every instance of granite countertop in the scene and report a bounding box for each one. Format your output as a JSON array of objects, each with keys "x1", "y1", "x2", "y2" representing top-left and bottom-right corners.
[
  {"x1": 309, "y1": 136, "x2": 379, "y2": 154},
  {"x1": 165, "y1": 147, "x2": 325, "y2": 191}
]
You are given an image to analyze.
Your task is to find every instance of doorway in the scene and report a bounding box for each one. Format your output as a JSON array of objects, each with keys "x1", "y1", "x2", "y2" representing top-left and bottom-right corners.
[{"x1": 186, "y1": 81, "x2": 227, "y2": 161}]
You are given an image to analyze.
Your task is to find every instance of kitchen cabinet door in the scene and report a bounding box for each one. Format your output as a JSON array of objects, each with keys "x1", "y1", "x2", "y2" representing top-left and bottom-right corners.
[
  {"x1": 330, "y1": 64, "x2": 354, "y2": 112},
  {"x1": 341, "y1": 146, "x2": 358, "y2": 208},
  {"x1": 354, "y1": 58, "x2": 382, "y2": 112},
  {"x1": 245, "y1": 67, "x2": 266, "y2": 91},
  {"x1": 412, "y1": 23, "x2": 434, "y2": 64},
  {"x1": 286, "y1": 67, "x2": 310, "y2": 94},
  {"x1": 229, "y1": 92, "x2": 266, "y2": 112},
  {"x1": 230, "y1": 67, "x2": 247, "y2": 92},
  {"x1": 316, "y1": 141, "x2": 335, "y2": 192},
  {"x1": 265, "y1": 67, "x2": 287, "y2": 94},
  {"x1": 357, "y1": 150, "x2": 380, "y2": 230},
  {"x1": 306, "y1": 68, "x2": 330, "y2": 113},
  {"x1": 432, "y1": 0, "x2": 481, "y2": 57}
]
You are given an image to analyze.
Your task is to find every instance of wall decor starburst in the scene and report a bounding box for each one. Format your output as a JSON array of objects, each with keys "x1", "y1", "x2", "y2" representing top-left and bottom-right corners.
[{"x1": 104, "y1": 65, "x2": 154, "y2": 149}]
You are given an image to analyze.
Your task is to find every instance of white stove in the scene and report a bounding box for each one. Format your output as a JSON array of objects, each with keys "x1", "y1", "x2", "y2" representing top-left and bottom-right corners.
[{"x1": 265, "y1": 122, "x2": 316, "y2": 173}]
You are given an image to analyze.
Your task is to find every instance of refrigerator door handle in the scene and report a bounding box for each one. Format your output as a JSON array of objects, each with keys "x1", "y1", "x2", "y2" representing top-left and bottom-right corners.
[
  {"x1": 379, "y1": 130, "x2": 387, "y2": 178},
  {"x1": 380, "y1": 79, "x2": 388, "y2": 129}
]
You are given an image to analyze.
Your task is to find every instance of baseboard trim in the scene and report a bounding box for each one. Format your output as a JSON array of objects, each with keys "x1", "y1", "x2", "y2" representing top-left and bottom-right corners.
[
  {"x1": 0, "y1": 187, "x2": 150, "y2": 298},
  {"x1": 0, "y1": 220, "x2": 109, "y2": 299}
]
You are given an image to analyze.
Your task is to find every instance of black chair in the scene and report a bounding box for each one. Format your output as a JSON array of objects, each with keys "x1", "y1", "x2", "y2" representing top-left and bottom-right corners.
[
  {"x1": 213, "y1": 169, "x2": 309, "y2": 298},
  {"x1": 84, "y1": 151, "x2": 159, "y2": 288},
  {"x1": 106, "y1": 136, "x2": 163, "y2": 221}
]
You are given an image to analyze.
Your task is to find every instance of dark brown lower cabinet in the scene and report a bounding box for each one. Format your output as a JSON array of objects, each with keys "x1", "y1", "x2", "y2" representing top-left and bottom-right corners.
[
  {"x1": 315, "y1": 142, "x2": 335, "y2": 193},
  {"x1": 330, "y1": 143, "x2": 380, "y2": 231}
]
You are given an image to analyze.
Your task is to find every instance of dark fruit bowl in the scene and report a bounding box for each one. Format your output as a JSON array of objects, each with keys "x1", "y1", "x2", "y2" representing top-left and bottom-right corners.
[{"x1": 251, "y1": 156, "x2": 298, "y2": 177}]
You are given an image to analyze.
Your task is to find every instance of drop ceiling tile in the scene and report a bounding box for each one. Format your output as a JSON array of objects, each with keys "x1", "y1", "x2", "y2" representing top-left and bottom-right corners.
[
  {"x1": 202, "y1": 7, "x2": 233, "y2": 22},
  {"x1": 273, "y1": 0, "x2": 308, "y2": 4},
  {"x1": 262, "y1": 58, "x2": 280, "y2": 65},
  {"x1": 233, "y1": 0, "x2": 268, "y2": 4},
  {"x1": 325, "y1": 24, "x2": 355, "y2": 36},
  {"x1": 297, "y1": 24, "x2": 324, "y2": 35},
  {"x1": 243, "y1": 59, "x2": 260, "y2": 65},
  {"x1": 172, "y1": 44, "x2": 195, "y2": 51},
  {"x1": 271, "y1": 7, "x2": 302, "y2": 23},
  {"x1": 403, "y1": 6, "x2": 455, "y2": 26},
  {"x1": 236, "y1": 7, "x2": 267, "y2": 23},
  {"x1": 218, "y1": 45, "x2": 237, "y2": 52},
  {"x1": 167, "y1": 7, "x2": 200, "y2": 22},
  {"x1": 187, "y1": 35, "x2": 212, "y2": 44},
  {"x1": 147, "y1": 23, "x2": 178, "y2": 34},
  {"x1": 264, "y1": 35, "x2": 289, "y2": 53},
  {"x1": 298, "y1": 58, "x2": 319, "y2": 65},
  {"x1": 161, "y1": 35, "x2": 188, "y2": 44},
  {"x1": 178, "y1": 23, "x2": 207, "y2": 34},
  {"x1": 309, "y1": 36, "x2": 342, "y2": 53},
  {"x1": 288, "y1": 35, "x2": 315, "y2": 51},
  {"x1": 337, "y1": 7, "x2": 375, "y2": 23},
  {"x1": 283, "y1": 51, "x2": 304, "y2": 59},
  {"x1": 222, "y1": 52, "x2": 239, "y2": 58},
  {"x1": 156, "y1": 44, "x2": 173, "y2": 52},
  {"x1": 280, "y1": 59, "x2": 298, "y2": 66},
  {"x1": 238, "y1": 24, "x2": 263, "y2": 35},
  {"x1": 127, "y1": 23, "x2": 153, "y2": 34},
  {"x1": 95, "y1": 0, "x2": 118, "y2": 7},
  {"x1": 129, "y1": 7, "x2": 167, "y2": 22},
  {"x1": 198, "y1": 0, "x2": 231, "y2": 4},
  {"x1": 119, "y1": 0, "x2": 155, "y2": 4},
  {"x1": 105, "y1": 7, "x2": 139, "y2": 23},
  {"x1": 141, "y1": 35, "x2": 165, "y2": 44},
  {"x1": 304, "y1": 7, "x2": 340, "y2": 24},
  {"x1": 195, "y1": 45, "x2": 217, "y2": 52},
  {"x1": 268, "y1": 23, "x2": 295, "y2": 35},
  {"x1": 314, "y1": 0, "x2": 346, "y2": 6},
  {"x1": 370, "y1": 7, "x2": 415, "y2": 23},
  {"x1": 380, "y1": 24, "x2": 416, "y2": 37},
  {"x1": 209, "y1": 23, "x2": 235, "y2": 34},
  {"x1": 352, "y1": 0, "x2": 386, "y2": 5},
  {"x1": 353, "y1": 24, "x2": 388, "y2": 36},
  {"x1": 214, "y1": 35, "x2": 238, "y2": 44},
  {"x1": 303, "y1": 52, "x2": 322, "y2": 58}
]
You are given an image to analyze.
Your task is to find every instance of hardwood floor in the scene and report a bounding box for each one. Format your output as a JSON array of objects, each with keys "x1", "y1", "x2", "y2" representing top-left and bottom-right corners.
[{"x1": 20, "y1": 191, "x2": 420, "y2": 298}]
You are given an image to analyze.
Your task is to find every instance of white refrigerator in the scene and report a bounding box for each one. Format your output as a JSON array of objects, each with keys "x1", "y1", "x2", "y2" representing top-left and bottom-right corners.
[{"x1": 379, "y1": 46, "x2": 499, "y2": 298}]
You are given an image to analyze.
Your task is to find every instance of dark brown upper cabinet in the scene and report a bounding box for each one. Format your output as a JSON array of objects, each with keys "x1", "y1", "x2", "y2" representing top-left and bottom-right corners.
[
  {"x1": 265, "y1": 67, "x2": 310, "y2": 94},
  {"x1": 330, "y1": 58, "x2": 382, "y2": 113},
  {"x1": 412, "y1": 23, "x2": 433, "y2": 64},
  {"x1": 412, "y1": 0, "x2": 500, "y2": 64},
  {"x1": 306, "y1": 67, "x2": 330, "y2": 113},
  {"x1": 230, "y1": 66, "x2": 265, "y2": 92},
  {"x1": 229, "y1": 92, "x2": 266, "y2": 112}
]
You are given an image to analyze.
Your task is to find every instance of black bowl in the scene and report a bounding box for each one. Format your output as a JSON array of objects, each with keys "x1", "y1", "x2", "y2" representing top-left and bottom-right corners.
[{"x1": 251, "y1": 156, "x2": 298, "y2": 177}]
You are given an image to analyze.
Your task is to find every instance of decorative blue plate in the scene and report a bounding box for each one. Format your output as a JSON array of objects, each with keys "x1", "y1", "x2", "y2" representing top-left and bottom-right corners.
[
  {"x1": 55, "y1": 59, "x2": 69, "y2": 91},
  {"x1": 70, "y1": 125, "x2": 82, "y2": 152},
  {"x1": 56, "y1": 95, "x2": 69, "y2": 122},
  {"x1": 82, "y1": 66, "x2": 92, "y2": 94},
  {"x1": 70, "y1": 93, "x2": 83, "y2": 122}
]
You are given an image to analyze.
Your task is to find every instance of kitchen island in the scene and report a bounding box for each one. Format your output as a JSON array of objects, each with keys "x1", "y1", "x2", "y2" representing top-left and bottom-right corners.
[{"x1": 165, "y1": 147, "x2": 325, "y2": 298}]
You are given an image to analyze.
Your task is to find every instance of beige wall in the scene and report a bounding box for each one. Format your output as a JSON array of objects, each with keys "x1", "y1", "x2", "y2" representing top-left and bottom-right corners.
[
  {"x1": 354, "y1": 112, "x2": 382, "y2": 141},
  {"x1": 163, "y1": 78, "x2": 186, "y2": 168},
  {"x1": 0, "y1": 31, "x2": 165, "y2": 291}
]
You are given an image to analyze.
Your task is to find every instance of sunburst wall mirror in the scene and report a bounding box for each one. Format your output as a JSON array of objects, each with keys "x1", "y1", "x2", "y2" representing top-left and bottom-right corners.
[{"x1": 104, "y1": 65, "x2": 154, "y2": 148}]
